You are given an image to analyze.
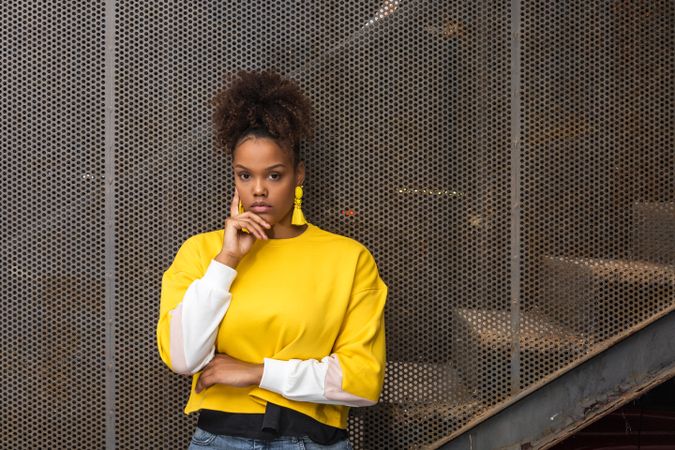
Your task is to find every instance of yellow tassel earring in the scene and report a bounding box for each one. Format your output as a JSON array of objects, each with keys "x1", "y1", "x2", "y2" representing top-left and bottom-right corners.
[
  {"x1": 237, "y1": 199, "x2": 250, "y2": 234},
  {"x1": 291, "y1": 185, "x2": 307, "y2": 225}
]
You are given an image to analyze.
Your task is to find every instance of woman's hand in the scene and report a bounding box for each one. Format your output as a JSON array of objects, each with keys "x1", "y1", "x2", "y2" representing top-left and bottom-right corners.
[
  {"x1": 195, "y1": 353, "x2": 264, "y2": 393},
  {"x1": 216, "y1": 189, "x2": 271, "y2": 266}
]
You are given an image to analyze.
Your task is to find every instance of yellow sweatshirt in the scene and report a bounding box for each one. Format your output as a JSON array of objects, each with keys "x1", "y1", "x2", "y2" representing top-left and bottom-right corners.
[{"x1": 157, "y1": 222, "x2": 387, "y2": 429}]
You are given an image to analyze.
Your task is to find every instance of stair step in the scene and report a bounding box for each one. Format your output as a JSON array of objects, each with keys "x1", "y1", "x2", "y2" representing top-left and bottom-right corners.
[
  {"x1": 541, "y1": 256, "x2": 675, "y2": 340},
  {"x1": 438, "y1": 306, "x2": 675, "y2": 450},
  {"x1": 634, "y1": 201, "x2": 675, "y2": 265},
  {"x1": 350, "y1": 398, "x2": 484, "y2": 450},
  {"x1": 353, "y1": 361, "x2": 484, "y2": 450},
  {"x1": 544, "y1": 256, "x2": 675, "y2": 283},
  {"x1": 453, "y1": 308, "x2": 588, "y2": 350},
  {"x1": 451, "y1": 308, "x2": 588, "y2": 403},
  {"x1": 382, "y1": 360, "x2": 474, "y2": 404}
]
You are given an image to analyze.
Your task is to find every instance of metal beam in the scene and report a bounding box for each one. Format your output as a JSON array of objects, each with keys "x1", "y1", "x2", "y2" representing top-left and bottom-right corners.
[
  {"x1": 104, "y1": 0, "x2": 117, "y2": 447},
  {"x1": 509, "y1": 0, "x2": 523, "y2": 396},
  {"x1": 437, "y1": 309, "x2": 675, "y2": 450}
]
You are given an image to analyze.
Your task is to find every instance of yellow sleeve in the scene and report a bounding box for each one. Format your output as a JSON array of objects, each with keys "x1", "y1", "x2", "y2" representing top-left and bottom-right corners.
[{"x1": 331, "y1": 248, "x2": 388, "y2": 403}]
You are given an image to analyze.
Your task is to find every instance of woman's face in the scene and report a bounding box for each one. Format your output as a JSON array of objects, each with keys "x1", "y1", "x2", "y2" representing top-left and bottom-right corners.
[{"x1": 232, "y1": 137, "x2": 304, "y2": 227}]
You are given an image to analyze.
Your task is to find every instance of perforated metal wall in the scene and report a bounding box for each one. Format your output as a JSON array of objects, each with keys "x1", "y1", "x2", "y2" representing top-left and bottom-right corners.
[
  {"x1": 0, "y1": 1, "x2": 107, "y2": 447},
  {"x1": 519, "y1": 0, "x2": 675, "y2": 395},
  {"x1": 1, "y1": 0, "x2": 673, "y2": 449}
]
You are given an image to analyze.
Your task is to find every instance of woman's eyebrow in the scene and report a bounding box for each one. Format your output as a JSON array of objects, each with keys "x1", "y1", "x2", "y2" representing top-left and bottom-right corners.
[{"x1": 233, "y1": 163, "x2": 286, "y2": 170}]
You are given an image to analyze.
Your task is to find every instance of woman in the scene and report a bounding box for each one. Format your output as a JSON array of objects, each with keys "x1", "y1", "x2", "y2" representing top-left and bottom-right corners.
[{"x1": 157, "y1": 69, "x2": 387, "y2": 450}]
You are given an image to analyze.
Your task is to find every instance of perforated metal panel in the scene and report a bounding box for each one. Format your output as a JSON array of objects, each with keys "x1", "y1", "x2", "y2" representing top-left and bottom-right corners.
[
  {"x1": 0, "y1": 1, "x2": 107, "y2": 447},
  {"x1": 519, "y1": 0, "x2": 675, "y2": 395},
  {"x1": 2, "y1": 0, "x2": 673, "y2": 449}
]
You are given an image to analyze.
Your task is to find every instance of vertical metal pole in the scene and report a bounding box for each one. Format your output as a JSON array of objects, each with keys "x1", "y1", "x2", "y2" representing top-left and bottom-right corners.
[
  {"x1": 104, "y1": 0, "x2": 116, "y2": 447},
  {"x1": 510, "y1": 0, "x2": 522, "y2": 395}
]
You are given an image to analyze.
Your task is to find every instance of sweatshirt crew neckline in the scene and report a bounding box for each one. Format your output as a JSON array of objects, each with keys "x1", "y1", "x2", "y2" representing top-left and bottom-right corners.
[{"x1": 261, "y1": 222, "x2": 317, "y2": 246}]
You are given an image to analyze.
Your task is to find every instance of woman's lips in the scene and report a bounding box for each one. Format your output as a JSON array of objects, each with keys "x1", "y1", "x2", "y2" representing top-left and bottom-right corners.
[{"x1": 249, "y1": 205, "x2": 272, "y2": 213}]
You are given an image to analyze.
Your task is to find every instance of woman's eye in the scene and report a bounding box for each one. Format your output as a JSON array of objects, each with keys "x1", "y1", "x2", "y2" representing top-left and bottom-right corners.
[
  {"x1": 239, "y1": 173, "x2": 250, "y2": 180},
  {"x1": 269, "y1": 173, "x2": 281, "y2": 180}
]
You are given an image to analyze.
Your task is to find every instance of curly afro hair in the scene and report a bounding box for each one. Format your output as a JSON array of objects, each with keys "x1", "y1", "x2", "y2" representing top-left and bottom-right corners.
[{"x1": 211, "y1": 69, "x2": 314, "y2": 165}]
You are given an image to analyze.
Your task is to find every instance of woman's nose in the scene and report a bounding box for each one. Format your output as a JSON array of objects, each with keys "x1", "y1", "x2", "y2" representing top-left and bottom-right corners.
[{"x1": 253, "y1": 180, "x2": 267, "y2": 196}]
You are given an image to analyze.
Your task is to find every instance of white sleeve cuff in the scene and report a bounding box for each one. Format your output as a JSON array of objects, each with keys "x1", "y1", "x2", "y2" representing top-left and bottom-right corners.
[
  {"x1": 259, "y1": 357, "x2": 291, "y2": 393},
  {"x1": 202, "y1": 259, "x2": 237, "y2": 292},
  {"x1": 259, "y1": 357, "x2": 334, "y2": 403}
]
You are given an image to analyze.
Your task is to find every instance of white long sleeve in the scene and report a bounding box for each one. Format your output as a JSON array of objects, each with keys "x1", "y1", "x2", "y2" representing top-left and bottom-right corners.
[
  {"x1": 167, "y1": 259, "x2": 237, "y2": 375},
  {"x1": 259, "y1": 353, "x2": 377, "y2": 407}
]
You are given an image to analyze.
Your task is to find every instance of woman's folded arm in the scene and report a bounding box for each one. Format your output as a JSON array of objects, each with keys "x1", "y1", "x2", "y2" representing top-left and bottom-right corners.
[
  {"x1": 259, "y1": 353, "x2": 379, "y2": 407},
  {"x1": 259, "y1": 284, "x2": 387, "y2": 407},
  {"x1": 157, "y1": 236, "x2": 237, "y2": 376}
]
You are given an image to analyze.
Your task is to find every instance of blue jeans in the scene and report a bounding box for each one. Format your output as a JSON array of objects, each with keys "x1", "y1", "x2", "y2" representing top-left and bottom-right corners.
[{"x1": 187, "y1": 426, "x2": 354, "y2": 450}]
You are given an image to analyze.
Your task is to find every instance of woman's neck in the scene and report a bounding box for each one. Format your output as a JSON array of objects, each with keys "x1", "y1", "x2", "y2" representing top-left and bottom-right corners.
[{"x1": 267, "y1": 220, "x2": 308, "y2": 239}]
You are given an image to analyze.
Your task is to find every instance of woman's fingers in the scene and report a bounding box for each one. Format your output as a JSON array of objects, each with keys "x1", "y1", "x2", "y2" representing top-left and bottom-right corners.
[
  {"x1": 195, "y1": 358, "x2": 226, "y2": 392},
  {"x1": 236, "y1": 216, "x2": 268, "y2": 240},
  {"x1": 228, "y1": 216, "x2": 263, "y2": 240},
  {"x1": 243, "y1": 211, "x2": 272, "y2": 230},
  {"x1": 230, "y1": 189, "x2": 240, "y2": 218},
  {"x1": 195, "y1": 357, "x2": 220, "y2": 393},
  {"x1": 196, "y1": 372, "x2": 208, "y2": 393}
]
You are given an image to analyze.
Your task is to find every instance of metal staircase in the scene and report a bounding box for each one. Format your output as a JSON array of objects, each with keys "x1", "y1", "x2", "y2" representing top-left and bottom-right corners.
[{"x1": 431, "y1": 201, "x2": 675, "y2": 448}]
